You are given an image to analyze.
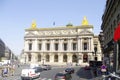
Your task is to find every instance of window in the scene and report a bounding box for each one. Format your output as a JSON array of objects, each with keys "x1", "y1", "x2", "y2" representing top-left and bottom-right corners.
[
  {"x1": 73, "y1": 43, "x2": 77, "y2": 50},
  {"x1": 28, "y1": 54, "x2": 31, "y2": 61},
  {"x1": 84, "y1": 43, "x2": 87, "y2": 50},
  {"x1": 54, "y1": 55, "x2": 58, "y2": 62},
  {"x1": 64, "y1": 43, "x2": 67, "y2": 51},
  {"x1": 46, "y1": 43, "x2": 50, "y2": 50},
  {"x1": 28, "y1": 43, "x2": 32, "y2": 50},
  {"x1": 55, "y1": 43, "x2": 58, "y2": 51},
  {"x1": 38, "y1": 54, "x2": 41, "y2": 61},
  {"x1": 63, "y1": 55, "x2": 67, "y2": 62},
  {"x1": 38, "y1": 44, "x2": 42, "y2": 50},
  {"x1": 46, "y1": 55, "x2": 49, "y2": 62}
]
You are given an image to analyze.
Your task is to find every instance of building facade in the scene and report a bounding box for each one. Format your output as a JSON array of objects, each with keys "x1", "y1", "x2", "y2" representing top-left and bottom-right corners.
[
  {"x1": 23, "y1": 17, "x2": 102, "y2": 66},
  {"x1": 101, "y1": 0, "x2": 120, "y2": 72},
  {"x1": 0, "y1": 39, "x2": 5, "y2": 60}
]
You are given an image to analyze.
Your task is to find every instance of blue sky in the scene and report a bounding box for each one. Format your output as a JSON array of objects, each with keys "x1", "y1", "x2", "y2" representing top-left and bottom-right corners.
[{"x1": 0, "y1": 0, "x2": 106, "y2": 55}]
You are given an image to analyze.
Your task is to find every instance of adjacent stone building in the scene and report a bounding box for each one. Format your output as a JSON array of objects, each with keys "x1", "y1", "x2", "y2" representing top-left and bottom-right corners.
[
  {"x1": 0, "y1": 39, "x2": 5, "y2": 60},
  {"x1": 101, "y1": 0, "x2": 120, "y2": 72},
  {"x1": 23, "y1": 17, "x2": 102, "y2": 66}
]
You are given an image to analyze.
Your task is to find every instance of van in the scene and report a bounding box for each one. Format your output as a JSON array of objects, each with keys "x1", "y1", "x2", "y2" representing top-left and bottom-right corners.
[{"x1": 21, "y1": 68, "x2": 40, "y2": 80}]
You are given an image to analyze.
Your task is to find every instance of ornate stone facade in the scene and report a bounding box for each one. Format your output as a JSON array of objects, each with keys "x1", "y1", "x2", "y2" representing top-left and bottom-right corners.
[{"x1": 23, "y1": 17, "x2": 102, "y2": 66}]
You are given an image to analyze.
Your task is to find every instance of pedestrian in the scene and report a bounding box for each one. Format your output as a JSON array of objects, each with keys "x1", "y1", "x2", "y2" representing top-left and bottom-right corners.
[
  {"x1": 11, "y1": 64, "x2": 15, "y2": 76},
  {"x1": 3, "y1": 67, "x2": 8, "y2": 77},
  {"x1": 1, "y1": 69, "x2": 4, "y2": 77},
  {"x1": 101, "y1": 64, "x2": 107, "y2": 75}
]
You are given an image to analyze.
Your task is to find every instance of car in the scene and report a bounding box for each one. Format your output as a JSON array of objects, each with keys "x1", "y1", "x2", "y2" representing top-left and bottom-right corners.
[
  {"x1": 54, "y1": 72, "x2": 72, "y2": 80},
  {"x1": 41, "y1": 65, "x2": 51, "y2": 70},
  {"x1": 33, "y1": 66, "x2": 43, "y2": 72},
  {"x1": 65, "y1": 68, "x2": 75, "y2": 74},
  {"x1": 21, "y1": 68, "x2": 40, "y2": 80}
]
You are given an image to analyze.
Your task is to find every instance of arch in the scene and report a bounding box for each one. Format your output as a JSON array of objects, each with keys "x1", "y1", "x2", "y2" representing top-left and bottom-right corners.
[
  {"x1": 46, "y1": 55, "x2": 50, "y2": 62},
  {"x1": 38, "y1": 54, "x2": 41, "y2": 62},
  {"x1": 83, "y1": 53, "x2": 88, "y2": 62},
  {"x1": 54, "y1": 54, "x2": 58, "y2": 62},
  {"x1": 72, "y1": 54, "x2": 77, "y2": 62},
  {"x1": 28, "y1": 54, "x2": 31, "y2": 61},
  {"x1": 63, "y1": 55, "x2": 67, "y2": 62}
]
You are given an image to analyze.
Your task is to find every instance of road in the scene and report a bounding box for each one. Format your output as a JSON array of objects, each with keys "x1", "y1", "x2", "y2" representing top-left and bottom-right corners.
[{"x1": 0, "y1": 64, "x2": 94, "y2": 80}]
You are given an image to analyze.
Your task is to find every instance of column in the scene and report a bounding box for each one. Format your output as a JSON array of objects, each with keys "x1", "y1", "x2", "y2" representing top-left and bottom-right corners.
[
  {"x1": 32, "y1": 40, "x2": 35, "y2": 51},
  {"x1": 31, "y1": 53, "x2": 35, "y2": 63},
  {"x1": 58, "y1": 54, "x2": 63, "y2": 63},
  {"x1": 80, "y1": 38, "x2": 83, "y2": 51},
  {"x1": 89, "y1": 38, "x2": 91, "y2": 51},
  {"x1": 78, "y1": 38, "x2": 80, "y2": 52},
  {"x1": 33, "y1": 53, "x2": 38, "y2": 63},
  {"x1": 91, "y1": 37, "x2": 94, "y2": 51},
  {"x1": 59, "y1": 39, "x2": 63, "y2": 52},
  {"x1": 42, "y1": 40, "x2": 46, "y2": 52},
  {"x1": 90, "y1": 38, "x2": 91, "y2": 51},
  {"x1": 68, "y1": 39, "x2": 72, "y2": 52},
  {"x1": 87, "y1": 40, "x2": 89, "y2": 51},
  {"x1": 78, "y1": 54, "x2": 83, "y2": 64},
  {"x1": 50, "y1": 54, "x2": 54, "y2": 63},
  {"x1": 34, "y1": 39, "x2": 38, "y2": 51},
  {"x1": 67, "y1": 54, "x2": 72, "y2": 63},
  {"x1": 41, "y1": 53, "x2": 45, "y2": 64},
  {"x1": 50, "y1": 39, "x2": 54, "y2": 52},
  {"x1": 24, "y1": 39, "x2": 28, "y2": 51},
  {"x1": 24, "y1": 53, "x2": 28, "y2": 63}
]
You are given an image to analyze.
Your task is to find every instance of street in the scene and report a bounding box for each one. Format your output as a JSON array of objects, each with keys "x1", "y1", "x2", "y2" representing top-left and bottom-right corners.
[{"x1": 0, "y1": 64, "x2": 94, "y2": 80}]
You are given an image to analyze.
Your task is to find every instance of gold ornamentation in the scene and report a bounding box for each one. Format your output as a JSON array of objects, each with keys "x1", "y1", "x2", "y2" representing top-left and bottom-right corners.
[
  {"x1": 82, "y1": 16, "x2": 89, "y2": 25},
  {"x1": 31, "y1": 20, "x2": 37, "y2": 29}
]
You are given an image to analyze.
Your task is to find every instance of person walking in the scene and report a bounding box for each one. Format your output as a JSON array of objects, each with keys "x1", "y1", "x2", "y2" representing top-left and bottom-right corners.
[
  {"x1": 101, "y1": 64, "x2": 107, "y2": 75},
  {"x1": 11, "y1": 64, "x2": 15, "y2": 76},
  {"x1": 3, "y1": 67, "x2": 8, "y2": 77}
]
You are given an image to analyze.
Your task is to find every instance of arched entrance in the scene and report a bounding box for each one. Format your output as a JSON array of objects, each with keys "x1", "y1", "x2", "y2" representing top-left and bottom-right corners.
[
  {"x1": 38, "y1": 54, "x2": 41, "y2": 62},
  {"x1": 72, "y1": 55, "x2": 77, "y2": 63},
  {"x1": 83, "y1": 53, "x2": 88, "y2": 62},
  {"x1": 28, "y1": 54, "x2": 31, "y2": 61},
  {"x1": 63, "y1": 55, "x2": 67, "y2": 62},
  {"x1": 46, "y1": 55, "x2": 50, "y2": 62},
  {"x1": 54, "y1": 54, "x2": 58, "y2": 62}
]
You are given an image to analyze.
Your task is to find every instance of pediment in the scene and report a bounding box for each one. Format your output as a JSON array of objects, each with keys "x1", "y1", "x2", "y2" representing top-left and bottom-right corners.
[
  {"x1": 25, "y1": 32, "x2": 36, "y2": 36},
  {"x1": 79, "y1": 29, "x2": 93, "y2": 34}
]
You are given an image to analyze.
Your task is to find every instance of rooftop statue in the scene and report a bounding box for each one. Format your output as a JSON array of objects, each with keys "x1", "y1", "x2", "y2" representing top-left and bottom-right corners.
[
  {"x1": 82, "y1": 16, "x2": 89, "y2": 25},
  {"x1": 31, "y1": 20, "x2": 37, "y2": 29}
]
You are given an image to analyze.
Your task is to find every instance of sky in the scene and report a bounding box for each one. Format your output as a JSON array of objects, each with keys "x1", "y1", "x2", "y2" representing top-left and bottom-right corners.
[{"x1": 0, "y1": 0, "x2": 106, "y2": 55}]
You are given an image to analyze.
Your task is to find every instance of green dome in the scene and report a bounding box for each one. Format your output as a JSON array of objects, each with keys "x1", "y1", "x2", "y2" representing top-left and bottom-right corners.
[{"x1": 66, "y1": 23, "x2": 73, "y2": 27}]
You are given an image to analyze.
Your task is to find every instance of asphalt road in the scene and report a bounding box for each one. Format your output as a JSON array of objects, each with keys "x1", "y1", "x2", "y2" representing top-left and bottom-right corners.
[{"x1": 0, "y1": 64, "x2": 94, "y2": 80}]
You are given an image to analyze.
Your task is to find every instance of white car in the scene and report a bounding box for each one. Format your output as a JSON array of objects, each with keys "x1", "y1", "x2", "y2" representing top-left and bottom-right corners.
[{"x1": 21, "y1": 68, "x2": 40, "y2": 80}]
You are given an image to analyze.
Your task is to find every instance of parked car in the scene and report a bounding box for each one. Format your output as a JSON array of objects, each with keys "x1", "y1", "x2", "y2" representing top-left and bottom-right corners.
[
  {"x1": 65, "y1": 68, "x2": 75, "y2": 74},
  {"x1": 21, "y1": 68, "x2": 40, "y2": 80},
  {"x1": 42, "y1": 65, "x2": 51, "y2": 70},
  {"x1": 54, "y1": 72, "x2": 72, "y2": 80},
  {"x1": 33, "y1": 66, "x2": 43, "y2": 72}
]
